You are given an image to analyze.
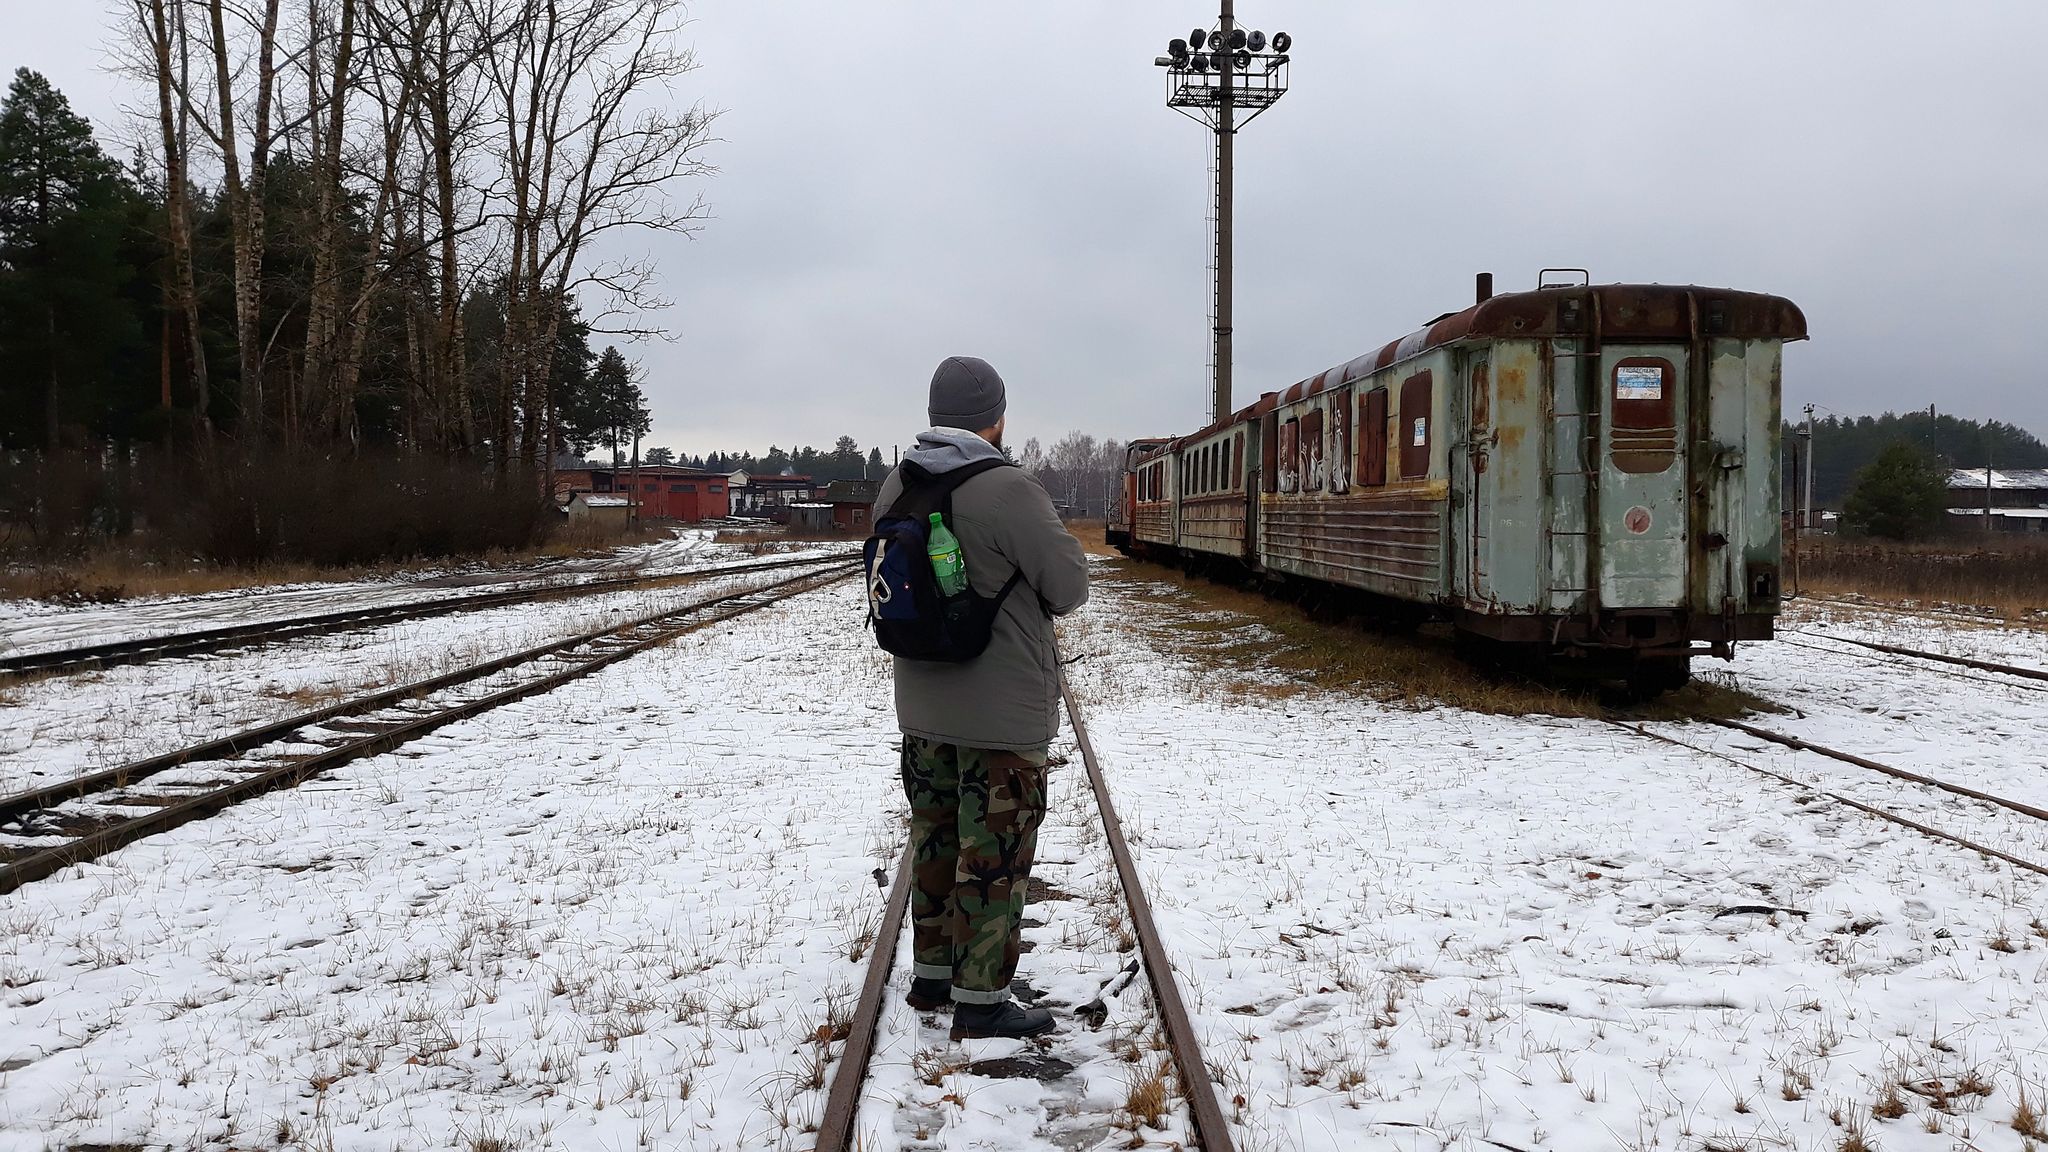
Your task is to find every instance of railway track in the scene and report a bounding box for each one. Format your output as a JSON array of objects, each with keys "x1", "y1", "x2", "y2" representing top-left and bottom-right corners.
[
  {"x1": 0, "y1": 549, "x2": 856, "y2": 678},
  {"x1": 0, "y1": 562, "x2": 856, "y2": 893},
  {"x1": 813, "y1": 679, "x2": 1236, "y2": 1152},
  {"x1": 1616, "y1": 716, "x2": 2048, "y2": 878},
  {"x1": 1779, "y1": 629, "x2": 2048, "y2": 688}
]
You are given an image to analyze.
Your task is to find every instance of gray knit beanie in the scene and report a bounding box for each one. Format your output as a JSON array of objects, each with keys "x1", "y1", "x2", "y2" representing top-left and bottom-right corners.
[{"x1": 928, "y1": 356, "x2": 1007, "y2": 431}]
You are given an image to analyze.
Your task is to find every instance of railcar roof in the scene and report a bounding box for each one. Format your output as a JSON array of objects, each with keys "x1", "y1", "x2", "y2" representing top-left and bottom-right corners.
[{"x1": 1138, "y1": 283, "x2": 1805, "y2": 458}]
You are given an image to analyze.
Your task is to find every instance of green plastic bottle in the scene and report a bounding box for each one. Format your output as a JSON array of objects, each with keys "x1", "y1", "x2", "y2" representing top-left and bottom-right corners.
[{"x1": 927, "y1": 513, "x2": 969, "y2": 597}]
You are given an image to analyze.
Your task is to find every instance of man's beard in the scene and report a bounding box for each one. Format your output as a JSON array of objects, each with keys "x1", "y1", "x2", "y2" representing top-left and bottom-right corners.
[{"x1": 985, "y1": 427, "x2": 1003, "y2": 450}]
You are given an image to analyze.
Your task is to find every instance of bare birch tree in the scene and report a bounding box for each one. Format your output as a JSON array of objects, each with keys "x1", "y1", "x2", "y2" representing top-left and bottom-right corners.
[{"x1": 486, "y1": 0, "x2": 715, "y2": 484}]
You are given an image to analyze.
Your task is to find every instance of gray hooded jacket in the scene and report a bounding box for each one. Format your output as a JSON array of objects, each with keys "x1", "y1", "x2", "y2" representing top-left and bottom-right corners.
[{"x1": 873, "y1": 428, "x2": 1090, "y2": 753}]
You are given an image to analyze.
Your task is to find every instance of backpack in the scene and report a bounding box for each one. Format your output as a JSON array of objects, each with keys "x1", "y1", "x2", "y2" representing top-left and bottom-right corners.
[{"x1": 864, "y1": 458, "x2": 1025, "y2": 662}]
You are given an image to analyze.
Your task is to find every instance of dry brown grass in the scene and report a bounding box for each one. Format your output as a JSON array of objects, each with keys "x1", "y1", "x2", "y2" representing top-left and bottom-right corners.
[
  {"x1": 0, "y1": 523, "x2": 663, "y2": 605},
  {"x1": 1794, "y1": 535, "x2": 2048, "y2": 621},
  {"x1": 1096, "y1": 555, "x2": 1774, "y2": 720},
  {"x1": 1064, "y1": 519, "x2": 1119, "y2": 559}
]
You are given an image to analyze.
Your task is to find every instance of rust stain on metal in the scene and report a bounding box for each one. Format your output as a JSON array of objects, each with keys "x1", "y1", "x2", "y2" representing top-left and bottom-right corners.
[{"x1": 1497, "y1": 364, "x2": 1528, "y2": 407}]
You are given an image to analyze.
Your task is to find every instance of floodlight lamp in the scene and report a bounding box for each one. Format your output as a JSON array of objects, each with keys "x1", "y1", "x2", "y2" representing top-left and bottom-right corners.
[
  {"x1": 1271, "y1": 31, "x2": 1292, "y2": 52},
  {"x1": 1155, "y1": 56, "x2": 1175, "y2": 67},
  {"x1": 1169, "y1": 37, "x2": 1189, "y2": 58},
  {"x1": 1226, "y1": 28, "x2": 1247, "y2": 50},
  {"x1": 1232, "y1": 48, "x2": 1252, "y2": 70},
  {"x1": 1247, "y1": 29, "x2": 1267, "y2": 52},
  {"x1": 1189, "y1": 28, "x2": 1207, "y2": 50}
]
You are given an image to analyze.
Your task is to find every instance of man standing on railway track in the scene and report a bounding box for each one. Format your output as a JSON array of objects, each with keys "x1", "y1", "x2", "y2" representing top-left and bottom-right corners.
[{"x1": 872, "y1": 355, "x2": 1090, "y2": 1041}]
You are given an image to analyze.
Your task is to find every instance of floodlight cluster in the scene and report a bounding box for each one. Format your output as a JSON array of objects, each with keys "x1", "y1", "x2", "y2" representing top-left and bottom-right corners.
[{"x1": 1156, "y1": 26, "x2": 1291, "y2": 73}]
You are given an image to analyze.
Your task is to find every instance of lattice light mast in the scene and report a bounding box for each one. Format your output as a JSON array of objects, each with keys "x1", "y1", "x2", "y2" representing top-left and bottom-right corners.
[{"x1": 1154, "y1": 8, "x2": 1292, "y2": 424}]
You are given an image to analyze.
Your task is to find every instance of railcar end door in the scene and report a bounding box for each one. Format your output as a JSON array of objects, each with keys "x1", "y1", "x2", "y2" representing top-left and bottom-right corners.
[{"x1": 1598, "y1": 346, "x2": 1689, "y2": 607}]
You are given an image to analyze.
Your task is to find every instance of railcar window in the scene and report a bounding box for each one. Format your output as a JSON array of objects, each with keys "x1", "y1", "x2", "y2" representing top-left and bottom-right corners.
[
  {"x1": 1300, "y1": 409, "x2": 1326, "y2": 492},
  {"x1": 1211, "y1": 443, "x2": 1220, "y2": 492},
  {"x1": 1332, "y1": 399, "x2": 1352, "y2": 493},
  {"x1": 1279, "y1": 419, "x2": 1300, "y2": 493},
  {"x1": 1359, "y1": 389, "x2": 1388, "y2": 487},
  {"x1": 1611, "y1": 357, "x2": 1678, "y2": 474},
  {"x1": 1261, "y1": 420, "x2": 1279, "y2": 493},
  {"x1": 1399, "y1": 371, "x2": 1433, "y2": 480},
  {"x1": 1233, "y1": 433, "x2": 1244, "y2": 490},
  {"x1": 1470, "y1": 360, "x2": 1491, "y2": 431}
]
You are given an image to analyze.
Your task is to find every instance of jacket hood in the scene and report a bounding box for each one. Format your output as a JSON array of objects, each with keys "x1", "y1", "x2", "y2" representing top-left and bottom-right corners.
[{"x1": 903, "y1": 427, "x2": 1007, "y2": 475}]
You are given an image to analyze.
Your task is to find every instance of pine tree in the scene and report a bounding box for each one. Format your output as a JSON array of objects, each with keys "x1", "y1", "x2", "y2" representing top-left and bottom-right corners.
[
  {"x1": 0, "y1": 69, "x2": 147, "y2": 450},
  {"x1": 1842, "y1": 440, "x2": 1950, "y2": 540}
]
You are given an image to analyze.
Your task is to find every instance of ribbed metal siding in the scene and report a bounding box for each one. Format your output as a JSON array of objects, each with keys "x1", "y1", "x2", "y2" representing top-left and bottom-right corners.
[
  {"x1": 1258, "y1": 495, "x2": 1445, "y2": 599},
  {"x1": 1179, "y1": 495, "x2": 1247, "y2": 559},
  {"x1": 1134, "y1": 503, "x2": 1175, "y2": 545}
]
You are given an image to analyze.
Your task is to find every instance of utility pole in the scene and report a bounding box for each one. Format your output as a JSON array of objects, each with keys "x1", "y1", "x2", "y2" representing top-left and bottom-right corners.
[
  {"x1": 1214, "y1": 1, "x2": 1234, "y2": 427},
  {"x1": 1154, "y1": 12, "x2": 1292, "y2": 425},
  {"x1": 1985, "y1": 432, "x2": 1995, "y2": 534},
  {"x1": 1802, "y1": 404, "x2": 1816, "y2": 531}
]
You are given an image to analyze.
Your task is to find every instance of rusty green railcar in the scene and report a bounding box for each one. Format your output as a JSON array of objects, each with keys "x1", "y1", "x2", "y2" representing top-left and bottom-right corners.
[{"x1": 1107, "y1": 276, "x2": 1807, "y2": 694}]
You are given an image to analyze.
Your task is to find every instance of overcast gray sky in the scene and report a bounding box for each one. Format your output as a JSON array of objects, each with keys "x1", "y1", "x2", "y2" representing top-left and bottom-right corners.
[{"x1": 9, "y1": 1, "x2": 2046, "y2": 458}]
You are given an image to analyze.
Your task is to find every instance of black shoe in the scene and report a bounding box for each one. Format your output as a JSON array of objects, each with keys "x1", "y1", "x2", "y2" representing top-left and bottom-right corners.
[
  {"x1": 950, "y1": 997, "x2": 1057, "y2": 1040},
  {"x1": 906, "y1": 977, "x2": 951, "y2": 1012}
]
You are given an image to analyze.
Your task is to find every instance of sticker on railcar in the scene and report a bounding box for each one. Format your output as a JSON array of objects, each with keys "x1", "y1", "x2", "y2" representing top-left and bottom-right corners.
[
  {"x1": 1615, "y1": 365, "x2": 1664, "y2": 401},
  {"x1": 1411, "y1": 418, "x2": 1427, "y2": 446},
  {"x1": 1625, "y1": 506, "x2": 1653, "y2": 534}
]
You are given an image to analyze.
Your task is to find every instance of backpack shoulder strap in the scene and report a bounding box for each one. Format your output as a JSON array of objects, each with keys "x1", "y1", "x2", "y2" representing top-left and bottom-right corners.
[{"x1": 890, "y1": 457, "x2": 1015, "y2": 519}]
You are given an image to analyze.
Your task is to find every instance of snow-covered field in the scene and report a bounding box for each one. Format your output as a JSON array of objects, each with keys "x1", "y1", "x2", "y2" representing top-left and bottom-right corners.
[{"x1": 5, "y1": 568, "x2": 2048, "y2": 1150}]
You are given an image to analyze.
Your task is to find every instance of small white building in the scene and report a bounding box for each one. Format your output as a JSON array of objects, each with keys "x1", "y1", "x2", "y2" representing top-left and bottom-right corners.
[{"x1": 564, "y1": 492, "x2": 631, "y2": 527}]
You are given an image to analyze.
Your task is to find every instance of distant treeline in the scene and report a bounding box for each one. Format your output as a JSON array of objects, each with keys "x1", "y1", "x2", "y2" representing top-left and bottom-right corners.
[
  {"x1": 632, "y1": 437, "x2": 886, "y2": 484},
  {"x1": 1790, "y1": 411, "x2": 2048, "y2": 506}
]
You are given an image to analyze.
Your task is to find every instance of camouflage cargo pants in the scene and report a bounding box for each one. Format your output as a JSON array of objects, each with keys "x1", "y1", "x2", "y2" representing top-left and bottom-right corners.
[{"x1": 899, "y1": 736, "x2": 1050, "y2": 1004}]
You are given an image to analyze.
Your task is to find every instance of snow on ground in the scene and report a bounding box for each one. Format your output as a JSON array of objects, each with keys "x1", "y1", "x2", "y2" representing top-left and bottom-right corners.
[
  {"x1": 8, "y1": 562, "x2": 2048, "y2": 1151},
  {"x1": 1062, "y1": 572, "x2": 2048, "y2": 1152},
  {"x1": 0, "y1": 527, "x2": 808, "y2": 659},
  {"x1": 0, "y1": 561, "x2": 850, "y2": 796},
  {"x1": 1, "y1": 577, "x2": 902, "y2": 1152}
]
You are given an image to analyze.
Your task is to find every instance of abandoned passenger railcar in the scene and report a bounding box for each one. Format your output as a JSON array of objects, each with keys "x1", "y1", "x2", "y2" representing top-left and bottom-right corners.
[{"x1": 1108, "y1": 276, "x2": 1808, "y2": 694}]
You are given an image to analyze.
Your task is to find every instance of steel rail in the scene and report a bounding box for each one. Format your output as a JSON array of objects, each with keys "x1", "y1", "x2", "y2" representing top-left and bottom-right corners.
[
  {"x1": 1781, "y1": 630, "x2": 2048, "y2": 685},
  {"x1": 811, "y1": 844, "x2": 913, "y2": 1152},
  {"x1": 0, "y1": 550, "x2": 857, "y2": 677},
  {"x1": 1708, "y1": 717, "x2": 2048, "y2": 824},
  {"x1": 1063, "y1": 676, "x2": 1238, "y2": 1152},
  {"x1": 0, "y1": 566, "x2": 855, "y2": 894},
  {"x1": 1618, "y1": 722, "x2": 2048, "y2": 878},
  {"x1": 812, "y1": 679, "x2": 1237, "y2": 1152},
  {"x1": 0, "y1": 556, "x2": 854, "y2": 824}
]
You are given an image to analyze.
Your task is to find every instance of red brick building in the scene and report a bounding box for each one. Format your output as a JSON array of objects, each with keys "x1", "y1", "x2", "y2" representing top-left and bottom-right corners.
[{"x1": 599, "y1": 466, "x2": 732, "y2": 521}]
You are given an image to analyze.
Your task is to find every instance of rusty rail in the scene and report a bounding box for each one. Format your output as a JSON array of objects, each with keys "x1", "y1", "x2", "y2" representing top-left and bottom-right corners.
[
  {"x1": 1710, "y1": 718, "x2": 2048, "y2": 824},
  {"x1": 1618, "y1": 721, "x2": 2048, "y2": 878},
  {"x1": 812, "y1": 678, "x2": 1236, "y2": 1152},
  {"x1": 811, "y1": 844, "x2": 912, "y2": 1152},
  {"x1": 1784, "y1": 631, "x2": 2048, "y2": 686},
  {"x1": 1063, "y1": 677, "x2": 1238, "y2": 1152},
  {"x1": 0, "y1": 566, "x2": 855, "y2": 894},
  {"x1": 0, "y1": 550, "x2": 857, "y2": 678}
]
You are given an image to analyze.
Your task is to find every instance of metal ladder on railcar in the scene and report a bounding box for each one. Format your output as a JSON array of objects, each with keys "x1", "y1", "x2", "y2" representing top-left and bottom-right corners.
[{"x1": 1541, "y1": 335, "x2": 1603, "y2": 631}]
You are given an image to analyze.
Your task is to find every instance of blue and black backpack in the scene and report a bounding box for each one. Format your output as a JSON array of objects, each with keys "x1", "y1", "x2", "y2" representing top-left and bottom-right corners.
[{"x1": 864, "y1": 458, "x2": 1024, "y2": 662}]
